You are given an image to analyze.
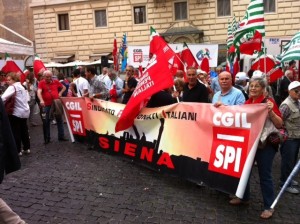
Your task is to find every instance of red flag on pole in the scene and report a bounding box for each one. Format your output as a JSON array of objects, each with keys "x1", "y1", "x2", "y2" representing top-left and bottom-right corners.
[
  {"x1": 33, "y1": 55, "x2": 46, "y2": 78},
  {"x1": 113, "y1": 34, "x2": 119, "y2": 71},
  {"x1": 181, "y1": 42, "x2": 198, "y2": 68},
  {"x1": 115, "y1": 27, "x2": 175, "y2": 132},
  {"x1": 200, "y1": 57, "x2": 210, "y2": 74},
  {"x1": 1, "y1": 53, "x2": 26, "y2": 83}
]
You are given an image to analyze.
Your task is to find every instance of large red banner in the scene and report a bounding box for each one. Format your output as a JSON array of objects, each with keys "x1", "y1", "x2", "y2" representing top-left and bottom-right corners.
[{"x1": 61, "y1": 98, "x2": 268, "y2": 197}]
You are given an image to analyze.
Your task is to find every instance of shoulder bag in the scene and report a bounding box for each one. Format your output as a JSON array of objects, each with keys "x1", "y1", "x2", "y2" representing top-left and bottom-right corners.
[{"x1": 4, "y1": 85, "x2": 16, "y2": 115}]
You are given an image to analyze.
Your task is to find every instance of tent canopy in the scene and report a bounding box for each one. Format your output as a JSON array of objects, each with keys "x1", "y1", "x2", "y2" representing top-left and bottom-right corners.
[{"x1": 0, "y1": 38, "x2": 34, "y2": 55}]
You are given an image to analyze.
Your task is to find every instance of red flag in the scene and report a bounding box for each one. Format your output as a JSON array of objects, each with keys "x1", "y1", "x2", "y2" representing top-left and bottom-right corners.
[
  {"x1": 109, "y1": 81, "x2": 118, "y2": 102},
  {"x1": 251, "y1": 55, "x2": 279, "y2": 73},
  {"x1": 268, "y1": 67, "x2": 284, "y2": 83},
  {"x1": 225, "y1": 58, "x2": 231, "y2": 73},
  {"x1": 113, "y1": 34, "x2": 119, "y2": 71},
  {"x1": 148, "y1": 27, "x2": 175, "y2": 63},
  {"x1": 115, "y1": 38, "x2": 175, "y2": 132},
  {"x1": 138, "y1": 61, "x2": 143, "y2": 78},
  {"x1": 233, "y1": 52, "x2": 240, "y2": 79},
  {"x1": 239, "y1": 30, "x2": 262, "y2": 55},
  {"x1": 181, "y1": 42, "x2": 198, "y2": 68},
  {"x1": 33, "y1": 55, "x2": 46, "y2": 78},
  {"x1": 1, "y1": 53, "x2": 25, "y2": 82},
  {"x1": 200, "y1": 57, "x2": 209, "y2": 74},
  {"x1": 171, "y1": 53, "x2": 184, "y2": 74}
]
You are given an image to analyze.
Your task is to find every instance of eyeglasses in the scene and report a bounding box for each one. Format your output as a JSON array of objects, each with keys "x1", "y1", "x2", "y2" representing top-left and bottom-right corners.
[{"x1": 294, "y1": 89, "x2": 300, "y2": 94}]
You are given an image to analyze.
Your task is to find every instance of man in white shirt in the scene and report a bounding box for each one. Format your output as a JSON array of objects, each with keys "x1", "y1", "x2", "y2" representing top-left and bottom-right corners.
[
  {"x1": 73, "y1": 69, "x2": 89, "y2": 97},
  {"x1": 98, "y1": 67, "x2": 108, "y2": 82}
]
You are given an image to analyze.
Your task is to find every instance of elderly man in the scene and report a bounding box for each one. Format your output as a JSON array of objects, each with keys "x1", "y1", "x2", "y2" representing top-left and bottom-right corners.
[
  {"x1": 37, "y1": 70, "x2": 68, "y2": 144},
  {"x1": 98, "y1": 66, "x2": 109, "y2": 83},
  {"x1": 279, "y1": 81, "x2": 300, "y2": 194},
  {"x1": 280, "y1": 70, "x2": 293, "y2": 103},
  {"x1": 212, "y1": 71, "x2": 245, "y2": 107},
  {"x1": 234, "y1": 71, "x2": 249, "y2": 100},
  {"x1": 104, "y1": 68, "x2": 124, "y2": 102}
]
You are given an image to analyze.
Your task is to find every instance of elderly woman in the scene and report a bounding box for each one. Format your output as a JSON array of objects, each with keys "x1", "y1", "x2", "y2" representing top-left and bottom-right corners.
[
  {"x1": 1, "y1": 72, "x2": 31, "y2": 156},
  {"x1": 230, "y1": 77, "x2": 283, "y2": 219}
]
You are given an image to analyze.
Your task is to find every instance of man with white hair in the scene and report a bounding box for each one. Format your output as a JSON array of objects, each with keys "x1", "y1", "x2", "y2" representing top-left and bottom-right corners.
[
  {"x1": 37, "y1": 70, "x2": 68, "y2": 143},
  {"x1": 279, "y1": 81, "x2": 300, "y2": 194}
]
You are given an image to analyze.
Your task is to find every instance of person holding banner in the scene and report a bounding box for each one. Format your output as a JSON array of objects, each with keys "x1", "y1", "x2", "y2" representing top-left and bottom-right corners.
[
  {"x1": 279, "y1": 81, "x2": 300, "y2": 194},
  {"x1": 212, "y1": 71, "x2": 245, "y2": 107},
  {"x1": 182, "y1": 67, "x2": 209, "y2": 103},
  {"x1": 230, "y1": 77, "x2": 283, "y2": 219},
  {"x1": 85, "y1": 66, "x2": 108, "y2": 101},
  {"x1": 37, "y1": 70, "x2": 67, "y2": 144},
  {"x1": 121, "y1": 65, "x2": 138, "y2": 104},
  {"x1": 104, "y1": 68, "x2": 124, "y2": 103}
]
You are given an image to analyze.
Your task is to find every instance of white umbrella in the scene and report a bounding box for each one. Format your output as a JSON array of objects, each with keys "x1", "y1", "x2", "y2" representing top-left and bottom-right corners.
[
  {"x1": 62, "y1": 60, "x2": 90, "y2": 67},
  {"x1": 88, "y1": 59, "x2": 113, "y2": 65},
  {"x1": 44, "y1": 62, "x2": 64, "y2": 68}
]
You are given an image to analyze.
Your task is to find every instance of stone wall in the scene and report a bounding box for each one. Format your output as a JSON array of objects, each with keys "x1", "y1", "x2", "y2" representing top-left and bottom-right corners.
[{"x1": 30, "y1": 0, "x2": 300, "y2": 62}]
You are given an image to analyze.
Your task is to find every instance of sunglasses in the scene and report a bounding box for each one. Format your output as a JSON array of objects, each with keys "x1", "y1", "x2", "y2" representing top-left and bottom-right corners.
[{"x1": 294, "y1": 89, "x2": 300, "y2": 94}]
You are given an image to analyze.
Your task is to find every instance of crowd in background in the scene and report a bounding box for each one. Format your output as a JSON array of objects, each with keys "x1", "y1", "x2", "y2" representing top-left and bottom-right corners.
[{"x1": 0, "y1": 60, "x2": 299, "y2": 220}]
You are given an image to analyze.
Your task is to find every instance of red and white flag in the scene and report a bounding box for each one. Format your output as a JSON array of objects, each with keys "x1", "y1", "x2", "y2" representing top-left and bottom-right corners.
[
  {"x1": 33, "y1": 55, "x2": 46, "y2": 78},
  {"x1": 181, "y1": 42, "x2": 198, "y2": 68},
  {"x1": 1, "y1": 53, "x2": 26, "y2": 83},
  {"x1": 115, "y1": 27, "x2": 175, "y2": 132},
  {"x1": 239, "y1": 30, "x2": 263, "y2": 55}
]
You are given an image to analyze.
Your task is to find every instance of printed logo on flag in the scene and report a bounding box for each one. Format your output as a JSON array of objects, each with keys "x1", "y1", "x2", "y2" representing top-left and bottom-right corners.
[
  {"x1": 133, "y1": 49, "x2": 143, "y2": 62},
  {"x1": 208, "y1": 127, "x2": 250, "y2": 178}
]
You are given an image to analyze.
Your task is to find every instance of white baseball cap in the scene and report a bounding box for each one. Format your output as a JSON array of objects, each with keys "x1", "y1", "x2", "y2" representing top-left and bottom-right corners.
[
  {"x1": 288, "y1": 81, "x2": 300, "y2": 91},
  {"x1": 235, "y1": 72, "x2": 249, "y2": 81},
  {"x1": 252, "y1": 70, "x2": 265, "y2": 78}
]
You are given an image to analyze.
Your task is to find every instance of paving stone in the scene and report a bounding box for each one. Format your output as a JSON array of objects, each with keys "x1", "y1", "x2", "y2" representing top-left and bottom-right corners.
[{"x1": 0, "y1": 116, "x2": 298, "y2": 223}]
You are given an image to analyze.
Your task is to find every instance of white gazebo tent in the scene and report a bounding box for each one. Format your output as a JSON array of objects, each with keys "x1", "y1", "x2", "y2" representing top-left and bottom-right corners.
[
  {"x1": 0, "y1": 38, "x2": 34, "y2": 55},
  {"x1": 0, "y1": 24, "x2": 34, "y2": 56}
]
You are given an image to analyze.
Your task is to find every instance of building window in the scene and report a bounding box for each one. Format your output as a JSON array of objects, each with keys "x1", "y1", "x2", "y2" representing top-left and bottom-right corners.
[
  {"x1": 95, "y1": 9, "x2": 107, "y2": 27},
  {"x1": 134, "y1": 6, "x2": 146, "y2": 24},
  {"x1": 217, "y1": 0, "x2": 231, "y2": 17},
  {"x1": 174, "y1": 2, "x2": 187, "y2": 21},
  {"x1": 58, "y1": 14, "x2": 69, "y2": 31},
  {"x1": 264, "y1": 0, "x2": 275, "y2": 13}
]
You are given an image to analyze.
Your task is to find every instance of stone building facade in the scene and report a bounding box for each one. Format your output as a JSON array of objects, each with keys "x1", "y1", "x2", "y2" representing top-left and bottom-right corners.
[{"x1": 28, "y1": 0, "x2": 300, "y2": 63}]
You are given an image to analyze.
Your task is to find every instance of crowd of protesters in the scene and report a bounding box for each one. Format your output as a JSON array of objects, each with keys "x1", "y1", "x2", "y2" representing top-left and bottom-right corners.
[{"x1": 0, "y1": 60, "x2": 299, "y2": 221}]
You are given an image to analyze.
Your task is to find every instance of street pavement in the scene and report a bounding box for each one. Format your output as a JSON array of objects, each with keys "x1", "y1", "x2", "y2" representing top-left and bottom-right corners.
[{"x1": 0, "y1": 116, "x2": 299, "y2": 224}]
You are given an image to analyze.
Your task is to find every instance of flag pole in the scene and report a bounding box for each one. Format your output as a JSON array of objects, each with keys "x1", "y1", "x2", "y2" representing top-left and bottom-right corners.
[
  {"x1": 270, "y1": 159, "x2": 300, "y2": 209},
  {"x1": 172, "y1": 85, "x2": 180, "y2": 103}
]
